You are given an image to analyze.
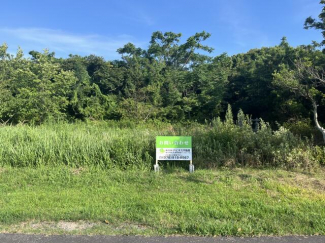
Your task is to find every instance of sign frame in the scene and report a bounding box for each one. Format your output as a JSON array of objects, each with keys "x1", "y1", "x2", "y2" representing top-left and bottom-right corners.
[{"x1": 155, "y1": 136, "x2": 194, "y2": 173}]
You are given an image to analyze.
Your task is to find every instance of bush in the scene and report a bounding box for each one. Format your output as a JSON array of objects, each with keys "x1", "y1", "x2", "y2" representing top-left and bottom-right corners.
[
  {"x1": 0, "y1": 110, "x2": 322, "y2": 170},
  {"x1": 314, "y1": 146, "x2": 325, "y2": 166},
  {"x1": 192, "y1": 109, "x2": 318, "y2": 169}
]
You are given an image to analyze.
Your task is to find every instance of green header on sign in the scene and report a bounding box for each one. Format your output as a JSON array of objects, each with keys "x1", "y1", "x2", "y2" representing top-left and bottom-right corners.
[{"x1": 156, "y1": 136, "x2": 192, "y2": 148}]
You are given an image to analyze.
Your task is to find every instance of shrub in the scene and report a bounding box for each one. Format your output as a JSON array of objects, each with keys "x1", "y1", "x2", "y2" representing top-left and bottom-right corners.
[{"x1": 0, "y1": 110, "x2": 322, "y2": 170}]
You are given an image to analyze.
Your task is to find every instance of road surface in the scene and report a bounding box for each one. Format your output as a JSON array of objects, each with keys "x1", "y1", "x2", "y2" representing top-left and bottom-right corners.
[{"x1": 0, "y1": 234, "x2": 324, "y2": 243}]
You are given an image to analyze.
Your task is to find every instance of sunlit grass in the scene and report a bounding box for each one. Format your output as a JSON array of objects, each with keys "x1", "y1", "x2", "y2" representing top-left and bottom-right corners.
[
  {"x1": 0, "y1": 122, "x2": 324, "y2": 235},
  {"x1": 0, "y1": 166, "x2": 324, "y2": 236},
  {"x1": 0, "y1": 120, "x2": 320, "y2": 169}
]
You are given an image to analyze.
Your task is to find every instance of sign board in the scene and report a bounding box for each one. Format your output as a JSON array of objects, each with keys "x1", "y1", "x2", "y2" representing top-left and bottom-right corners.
[{"x1": 156, "y1": 136, "x2": 192, "y2": 160}]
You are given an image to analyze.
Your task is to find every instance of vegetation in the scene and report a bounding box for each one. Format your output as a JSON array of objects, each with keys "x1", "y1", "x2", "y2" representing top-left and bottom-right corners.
[
  {"x1": 1, "y1": 36, "x2": 325, "y2": 141},
  {"x1": 0, "y1": 167, "x2": 324, "y2": 236},
  {"x1": 0, "y1": 110, "x2": 323, "y2": 170},
  {"x1": 1, "y1": 0, "x2": 325, "y2": 237},
  {"x1": 274, "y1": 59, "x2": 325, "y2": 142},
  {"x1": 0, "y1": 27, "x2": 324, "y2": 138}
]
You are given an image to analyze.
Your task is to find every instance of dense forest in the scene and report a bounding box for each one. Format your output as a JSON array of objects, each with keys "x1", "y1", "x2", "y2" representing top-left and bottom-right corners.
[{"x1": 1, "y1": 2, "x2": 325, "y2": 144}]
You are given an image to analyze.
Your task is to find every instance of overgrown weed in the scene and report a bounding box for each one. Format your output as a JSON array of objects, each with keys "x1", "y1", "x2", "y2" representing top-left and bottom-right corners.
[{"x1": 0, "y1": 108, "x2": 323, "y2": 170}]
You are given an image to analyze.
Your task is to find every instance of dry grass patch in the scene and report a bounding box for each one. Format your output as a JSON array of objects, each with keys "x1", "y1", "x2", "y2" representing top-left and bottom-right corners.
[
  {"x1": 70, "y1": 167, "x2": 87, "y2": 176},
  {"x1": 3, "y1": 221, "x2": 98, "y2": 234}
]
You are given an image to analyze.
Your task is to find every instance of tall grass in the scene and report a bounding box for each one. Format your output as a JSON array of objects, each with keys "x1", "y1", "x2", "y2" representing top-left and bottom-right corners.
[
  {"x1": 0, "y1": 122, "x2": 156, "y2": 169},
  {"x1": 0, "y1": 112, "x2": 323, "y2": 170}
]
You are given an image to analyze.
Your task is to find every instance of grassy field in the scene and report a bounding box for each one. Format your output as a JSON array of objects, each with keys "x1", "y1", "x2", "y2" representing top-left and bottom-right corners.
[
  {"x1": 0, "y1": 166, "x2": 324, "y2": 236},
  {"x1": 0, "y1": 120, "x2": 323, "y2": 169},
  {"x1": 0, "y1": 121, "x2": 324, "y2": 236}
]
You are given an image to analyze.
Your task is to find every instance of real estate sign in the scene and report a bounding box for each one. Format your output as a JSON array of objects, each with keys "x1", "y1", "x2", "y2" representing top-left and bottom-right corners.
[{"x1": 156, "y1": 136, "x2": 192, "y2": 160}]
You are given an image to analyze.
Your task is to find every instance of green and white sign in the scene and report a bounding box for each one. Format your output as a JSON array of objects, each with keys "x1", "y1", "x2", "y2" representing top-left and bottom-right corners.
[{"x1": 156, "y1": 136, "x2": 192, "y2": 160}]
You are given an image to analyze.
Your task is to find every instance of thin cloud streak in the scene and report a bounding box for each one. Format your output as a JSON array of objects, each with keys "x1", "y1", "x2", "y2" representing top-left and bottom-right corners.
[
  {"x1": 0, "y1": 28, "x2": 145, "y2": 59},
  {"x1": 114, "y1": 0, "x2": 155, "y2": 26}
]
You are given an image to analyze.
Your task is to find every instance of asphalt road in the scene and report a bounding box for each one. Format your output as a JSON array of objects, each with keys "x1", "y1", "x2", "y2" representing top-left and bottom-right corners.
[{"x1": 0, "y1": 234, "x2": 324, "y2": 243}]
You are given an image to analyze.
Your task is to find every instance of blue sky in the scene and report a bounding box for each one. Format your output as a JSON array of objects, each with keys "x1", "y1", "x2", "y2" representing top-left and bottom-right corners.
[{"x1": 0, "y1": 0, "x2": 322, "y2": 60}]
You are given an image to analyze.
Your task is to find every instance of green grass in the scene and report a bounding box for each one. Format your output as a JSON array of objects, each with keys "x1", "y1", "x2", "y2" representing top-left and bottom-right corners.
[
  {"x1": 0, "y1": 166, "x2": 324, "y2": 236},
  {"x1": 0, "y1": 122, "x2": 324, "y2": 236},
  {"x1": 0, "y1": 121, "x2": 322, "y2": 169}
]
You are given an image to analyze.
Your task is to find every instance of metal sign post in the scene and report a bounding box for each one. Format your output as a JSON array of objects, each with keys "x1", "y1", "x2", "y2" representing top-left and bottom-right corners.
[{"x1": 155, "y1": 136, "x2": 193, "y2": 173}]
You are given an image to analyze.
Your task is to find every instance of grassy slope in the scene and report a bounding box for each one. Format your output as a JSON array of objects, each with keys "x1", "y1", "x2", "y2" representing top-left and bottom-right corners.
[
  {"x1": 1, "y1": 121, "x2": 321, "y2": 170},
  {"x1": 0, "y1": 166, "x2": 324, "y2": 236}
]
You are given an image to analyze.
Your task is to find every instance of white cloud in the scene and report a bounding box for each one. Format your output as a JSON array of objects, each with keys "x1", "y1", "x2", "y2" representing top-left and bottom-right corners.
[{"x1": 0, "y1": 28, "x2": 145, "y2": 59}]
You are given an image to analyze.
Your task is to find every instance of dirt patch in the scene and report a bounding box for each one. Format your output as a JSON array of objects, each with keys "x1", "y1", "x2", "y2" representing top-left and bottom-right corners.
[
  {"x1": 70, "y1": 167, "x2": 86, "y2": 176},
  {"x1": 57, "y1": 221, "x2": 96, "y2": 231},
  {"x1": 266, "y1": 189, "x2": 279, "y2": 198},
  {"x1": 311, "y1": 178, "x2": 325, "y2": 191},
  {"x1": 16, "y1": 221, "x2": 97, "y2": 232},
  {"x1": 3, "y1": 220, "x2": 151, "y2": 235},
  {"x1": 115, "y1": 222, "x2": 150, "y2": 232}
]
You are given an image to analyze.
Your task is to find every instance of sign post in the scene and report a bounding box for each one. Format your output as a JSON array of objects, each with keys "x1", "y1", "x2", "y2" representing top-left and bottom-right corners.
[{"x1": 155, "y1": 136, "x2": 193, "y2": 173}]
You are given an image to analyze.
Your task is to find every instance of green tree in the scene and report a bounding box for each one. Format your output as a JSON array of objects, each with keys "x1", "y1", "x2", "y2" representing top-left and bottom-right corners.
[
  {"x1": 62, "y1": 54, "x2": 120, "y2": 120},
  {"x1": 273, "y1": 59, "x2": 325, "y2": 142},
  {"x1": 187, "y1": 53, "x2": 231, "y2": 121},
  {"x1": 0, "y1": 43, "x2": 16, "y2": 123},
  {"x1": 226, "y1": 39, "x2": 313, "y2": 124},
  {"x1": 304, "y1": 0, "x2": 325, "y2": 46},
  {"x1": 0, "y1": 47, "x2": 77, "y2": 124},
  {"x1": 146, "y1": 31, "x2": 215, "y2": 120},
  {"x1": 146, "y1": 31, "x2": 213, "y2": 69}
]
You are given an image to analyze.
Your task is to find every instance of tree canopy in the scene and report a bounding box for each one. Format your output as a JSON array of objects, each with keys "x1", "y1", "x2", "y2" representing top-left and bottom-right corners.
[{"x1": 0, "y1": 5, "x2": 325, "y2": 144}]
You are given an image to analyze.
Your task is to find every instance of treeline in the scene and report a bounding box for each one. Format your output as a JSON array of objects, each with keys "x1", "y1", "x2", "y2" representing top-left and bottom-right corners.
[{"x1": 0, "y1": 33, "x2": 324, "y2": 134}]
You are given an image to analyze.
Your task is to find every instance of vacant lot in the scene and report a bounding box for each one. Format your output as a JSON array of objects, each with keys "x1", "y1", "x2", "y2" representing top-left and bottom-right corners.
[{"x1": 0, "y1": 167, "x2": 324, "y2": 236}]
